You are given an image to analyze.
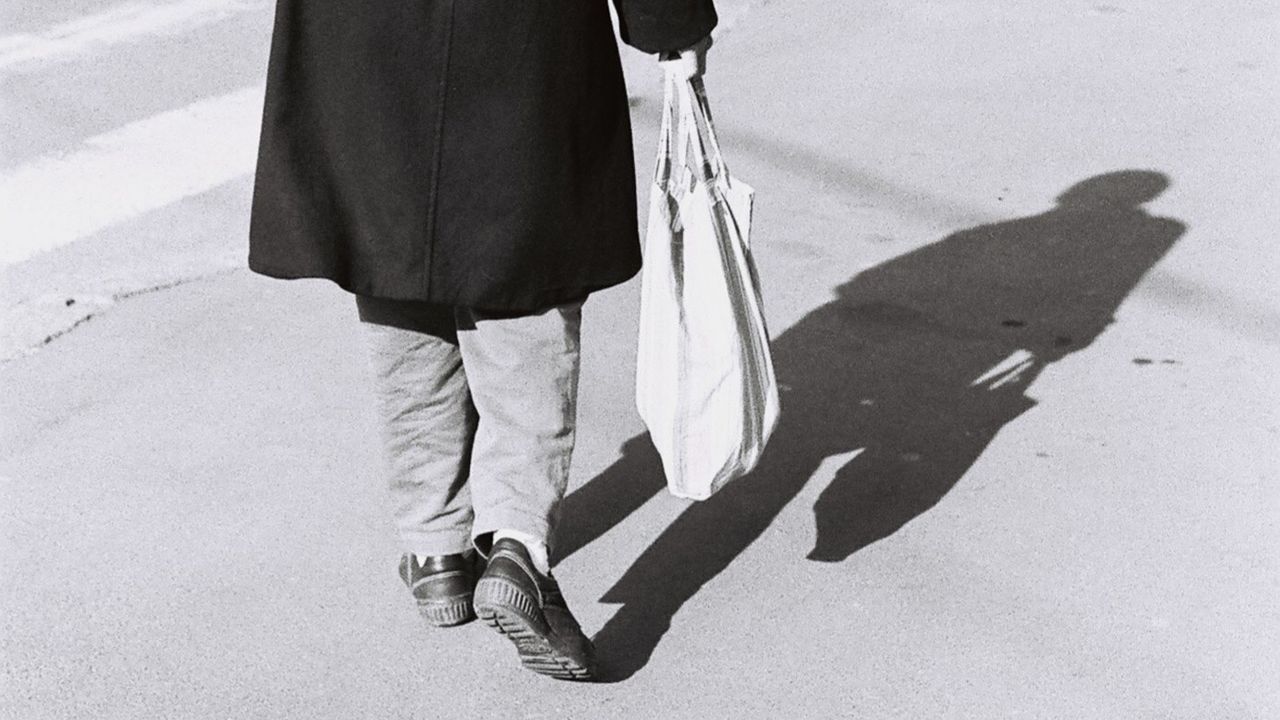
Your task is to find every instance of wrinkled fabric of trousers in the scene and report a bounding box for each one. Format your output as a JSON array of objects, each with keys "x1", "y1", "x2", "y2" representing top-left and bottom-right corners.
[{"x1": 357, "y1": 296, "x2": 583, "y2": 556}]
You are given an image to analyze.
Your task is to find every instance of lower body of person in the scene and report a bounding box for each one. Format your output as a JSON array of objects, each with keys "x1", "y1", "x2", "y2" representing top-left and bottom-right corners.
[{"x1": 358, "y1": 294, "x2": 595, "y2": 681}]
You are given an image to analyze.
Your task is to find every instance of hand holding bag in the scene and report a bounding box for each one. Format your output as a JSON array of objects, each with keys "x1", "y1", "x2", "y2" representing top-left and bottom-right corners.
[{"x1": 635, "y1": 76, "x2": 781, "y2": 501}]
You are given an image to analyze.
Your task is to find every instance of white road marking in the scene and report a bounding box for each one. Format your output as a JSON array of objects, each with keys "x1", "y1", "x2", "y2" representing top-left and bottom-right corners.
[
  {"x1": 0, "y1": 0, "x2": 264, "y2": 72},
  {"x1": 0, "y1": 85, "x2": 263, "y2": 266}
]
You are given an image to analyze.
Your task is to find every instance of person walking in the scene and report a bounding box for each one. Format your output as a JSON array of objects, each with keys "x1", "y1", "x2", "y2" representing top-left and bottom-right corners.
[{"x1": 247, "y1": 1, "x2": 717, "y2": 681}]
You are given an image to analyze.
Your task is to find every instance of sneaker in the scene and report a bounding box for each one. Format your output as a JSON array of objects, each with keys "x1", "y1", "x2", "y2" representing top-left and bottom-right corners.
[
  {"x1": 398, "y1": 553, "x2": 480, "y2": 627},
  {"x1": 473, "y1": 538, "x2": 596, "y2": 680}
]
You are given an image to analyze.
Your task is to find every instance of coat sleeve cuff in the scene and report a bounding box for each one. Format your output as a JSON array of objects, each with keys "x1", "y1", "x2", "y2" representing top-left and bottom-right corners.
[{"x1": 613, "y1": 0, "x2": 719, "y2": 54}]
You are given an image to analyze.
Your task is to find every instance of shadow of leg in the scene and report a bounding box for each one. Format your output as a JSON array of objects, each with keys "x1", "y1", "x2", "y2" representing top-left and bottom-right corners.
[
  {"x1": 808, "y1": 384, "x2": 1036, "y2": 562},
  {"x1": 553, "y1": 436, "x2": 666, "y2": 566},
  {"x1": 590, "y1": 424, "x2": 828, "y2": 681},
  {"x1": 591, "y1": 596, "x2": 679, "y2": 682}
]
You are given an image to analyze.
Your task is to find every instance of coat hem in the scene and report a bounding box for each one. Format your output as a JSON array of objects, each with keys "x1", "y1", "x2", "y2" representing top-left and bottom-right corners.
[{"x1": 247, "y1": 258, "x2": 638, "y2": 314}]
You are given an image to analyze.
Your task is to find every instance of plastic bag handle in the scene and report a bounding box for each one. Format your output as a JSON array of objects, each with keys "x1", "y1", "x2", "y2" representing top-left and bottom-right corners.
[
  {"x1": 657, "y1": 75, "x2": 730, "y2": 189},
  {"x1": 672, "y1": 78, "x2": 729, "y2": 187},
  {"x1": 654, "y1": 75, "x2": 677, "y2": 189},
  {"x1": 676, "y1": 76, "x2": 693, "y2": 183},
  {"x1": 688, "y1": 78, "x2": 730, "y2": 183}
]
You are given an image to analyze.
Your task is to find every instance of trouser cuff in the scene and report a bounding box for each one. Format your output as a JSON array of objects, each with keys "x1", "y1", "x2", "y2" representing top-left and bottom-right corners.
[{"x1": 398, "y1": 529, "x2": 475, "y2": 557}]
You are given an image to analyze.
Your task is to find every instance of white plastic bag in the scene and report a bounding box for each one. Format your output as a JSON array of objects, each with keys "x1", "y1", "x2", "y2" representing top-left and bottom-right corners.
[{"x1": 635, "y1": 77, "x2": 780, "y2": 501}]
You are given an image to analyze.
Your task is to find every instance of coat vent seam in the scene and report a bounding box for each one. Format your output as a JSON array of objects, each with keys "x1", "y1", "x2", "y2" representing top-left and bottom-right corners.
[{"x1": 423, "y1": 0, "x2": 456, "y2": 299}]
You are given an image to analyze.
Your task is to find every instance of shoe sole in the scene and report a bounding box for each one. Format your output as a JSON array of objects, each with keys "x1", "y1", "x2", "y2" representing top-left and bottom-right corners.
[
  {"x1": 473, "y1": 577, "x2": 594, "y2": 681},
  {"x1": 416, "y1": 596, "x2": 475, "y2": 627}
]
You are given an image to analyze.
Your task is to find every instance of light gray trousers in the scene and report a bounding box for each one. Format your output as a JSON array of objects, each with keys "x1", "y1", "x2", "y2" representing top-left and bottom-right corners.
[{"x1": 357, "y1": 296, "x2": 583, "y2": 557}]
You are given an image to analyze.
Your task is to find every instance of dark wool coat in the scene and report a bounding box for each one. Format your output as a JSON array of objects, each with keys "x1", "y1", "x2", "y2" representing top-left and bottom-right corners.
[{"x1": 248, "y1": 0, "x2": 718, "y2": 312}]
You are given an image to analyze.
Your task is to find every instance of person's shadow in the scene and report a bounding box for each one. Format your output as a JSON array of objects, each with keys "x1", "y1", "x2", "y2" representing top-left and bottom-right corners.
[{"x1": 553, "y1": 170, "x2": 1184, "y2": 681}]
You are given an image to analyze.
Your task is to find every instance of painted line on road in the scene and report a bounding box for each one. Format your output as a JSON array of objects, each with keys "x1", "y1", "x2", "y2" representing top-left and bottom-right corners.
[
  {"x1": 0, "y1": 85, "x2": 263, "y2": 266},
  {"x1": 0, "y1": 0, "x2": 265, "y2": 73}
]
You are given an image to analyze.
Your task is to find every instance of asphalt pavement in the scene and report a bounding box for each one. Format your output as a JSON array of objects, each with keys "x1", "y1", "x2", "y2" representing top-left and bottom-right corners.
[{"x1": 2, "y1": 1, "x2": 1278, "y2": 717}]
